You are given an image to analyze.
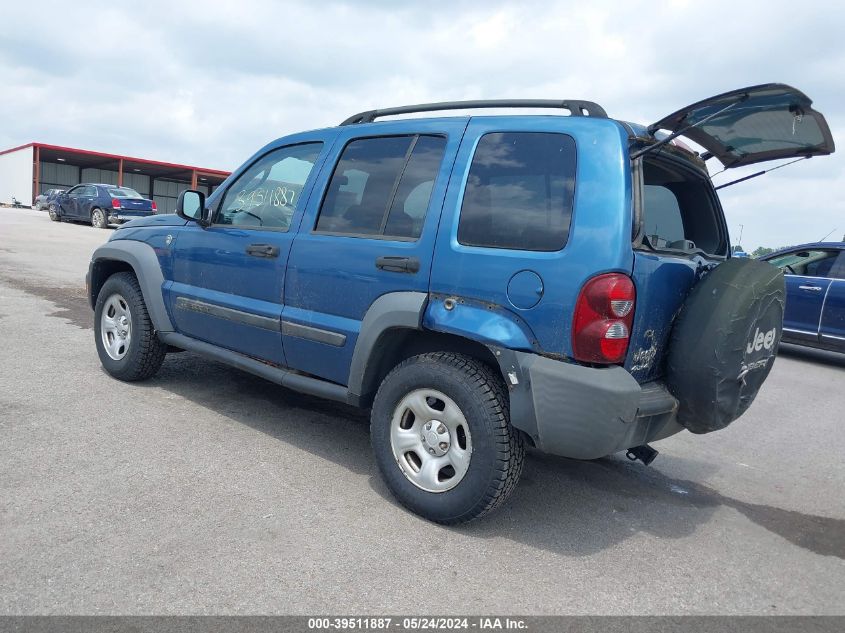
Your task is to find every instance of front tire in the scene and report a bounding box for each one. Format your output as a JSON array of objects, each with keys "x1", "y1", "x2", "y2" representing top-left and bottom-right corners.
[
  {"x1": 94, "y1": 272, "x2": 166, "y2": 381},
  {"x1": 371, "y1": 352, "x2": 524, "y2": 524},
  {"x1": 91, "y1": 208, "x2": 108, "y2": 229},
  {"x1": 48, "y1": 204, "x2": 60, "y2": 221}
]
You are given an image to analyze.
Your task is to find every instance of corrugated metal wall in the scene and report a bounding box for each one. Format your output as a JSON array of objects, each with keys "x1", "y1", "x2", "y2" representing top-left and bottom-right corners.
[
  {"x1": 80, "y1": 168, "x2": 119, "y2": 185},
  {"x1": 153, "y1": 180, "x2": 210, "y2": 213},
  {"x1": 121, "y1": 172, "x2": 150, "y2": 196},
  {"x1": 39, "y1": 161, "x2": 79, "y2": 193}
]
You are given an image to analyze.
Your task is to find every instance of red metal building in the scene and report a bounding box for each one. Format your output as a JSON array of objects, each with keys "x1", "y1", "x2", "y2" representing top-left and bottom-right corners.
[{"x1": 0, "y1": 142, "x2": 230, "y2": 212}]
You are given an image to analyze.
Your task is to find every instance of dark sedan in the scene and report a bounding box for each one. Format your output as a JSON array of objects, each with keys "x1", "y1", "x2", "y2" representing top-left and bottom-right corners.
[
  {"x1": 48, "y1": 183, "x2": 157, "y2": 228},
  {"x1": 762, "y1": 242, "x2": 845, "y2": 353},
  {"x1": 34, "y1": 188, "x2": 65, "y2": 211}
]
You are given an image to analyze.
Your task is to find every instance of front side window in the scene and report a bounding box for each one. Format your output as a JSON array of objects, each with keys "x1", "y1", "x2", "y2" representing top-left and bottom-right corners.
[
  {"x1": 216, "y1": 142, "x2": 323, "y2": 230},
  {"x1": 768, "y1": 249, "x2": 841, "y2": 278},
  {"x1": 316, "y1": 135, "x2": 447, "y2": 239},
  {"x1": 457, "y1": 132, "x2": 576, "y2": 252}
]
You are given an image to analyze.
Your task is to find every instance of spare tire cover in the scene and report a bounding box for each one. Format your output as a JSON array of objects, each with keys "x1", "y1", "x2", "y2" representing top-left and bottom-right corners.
[{"x1": 666, "y1": 258, "x2": 785, "y2": 434}]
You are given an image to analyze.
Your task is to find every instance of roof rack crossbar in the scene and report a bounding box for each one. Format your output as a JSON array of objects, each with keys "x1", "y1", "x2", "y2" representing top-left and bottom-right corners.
[{"x1": 340, "y1": 99, "x2": 608, "y2": 125}]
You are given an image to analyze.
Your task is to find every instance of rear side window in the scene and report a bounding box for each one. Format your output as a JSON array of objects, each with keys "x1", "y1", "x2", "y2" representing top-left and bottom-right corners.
[
  {"x1": 316, "y1": 135, "x2": 447, "y2": 239},
  {"x1": 457, "y1": 132, "x2": 576, "y2": 251}
]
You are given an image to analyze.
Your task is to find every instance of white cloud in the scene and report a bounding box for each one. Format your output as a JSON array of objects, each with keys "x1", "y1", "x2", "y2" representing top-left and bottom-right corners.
[{"x1": 1, "y1": 0, "x2": 843, "y2": 248}]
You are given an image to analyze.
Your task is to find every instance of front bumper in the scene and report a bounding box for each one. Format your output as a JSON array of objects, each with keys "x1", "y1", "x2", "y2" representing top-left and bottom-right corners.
[{"x1": 494, "y1": 349, "x2": 682, "y2": 460}]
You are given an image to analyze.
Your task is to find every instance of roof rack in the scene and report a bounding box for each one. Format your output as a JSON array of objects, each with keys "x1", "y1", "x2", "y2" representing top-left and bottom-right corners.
[{"x1": 340, "y1": 99, "x2": 608, "y2": 125}]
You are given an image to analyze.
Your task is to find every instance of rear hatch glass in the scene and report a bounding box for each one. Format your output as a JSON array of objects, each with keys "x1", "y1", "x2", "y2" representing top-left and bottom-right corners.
[{"x1": 650, "y1": 83, "x2": 834, "y2": 168}]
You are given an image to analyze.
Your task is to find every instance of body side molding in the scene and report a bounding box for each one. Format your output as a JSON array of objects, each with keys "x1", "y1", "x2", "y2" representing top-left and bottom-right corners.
[{"x1": 176, "y1": 296, "x2": 279, "y2": 331}]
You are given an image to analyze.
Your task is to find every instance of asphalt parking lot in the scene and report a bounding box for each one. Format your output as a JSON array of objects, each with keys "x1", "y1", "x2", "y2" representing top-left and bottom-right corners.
[{"x1": 1, "y1": 207, "x2": 844, "y2": 615}]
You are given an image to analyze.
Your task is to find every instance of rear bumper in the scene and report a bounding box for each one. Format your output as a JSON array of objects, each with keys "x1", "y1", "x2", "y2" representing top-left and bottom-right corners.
[
  {"x1": 494, "y1": 349, "x2": 682, "y2": 459},
  {"x1": 108, "y1": 212, "x2": 153, "y2": 223}
]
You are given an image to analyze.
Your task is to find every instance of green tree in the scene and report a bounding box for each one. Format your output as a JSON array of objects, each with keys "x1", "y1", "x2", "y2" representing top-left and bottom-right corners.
[{"x1": 752, "y1": 246, "x2": 774, "y2": 258}]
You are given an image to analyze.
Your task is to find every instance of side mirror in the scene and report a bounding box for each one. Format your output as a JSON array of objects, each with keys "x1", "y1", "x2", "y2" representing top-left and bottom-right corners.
[{"x1": 176, "y1": 189, "x2": 208, "y2": 225}]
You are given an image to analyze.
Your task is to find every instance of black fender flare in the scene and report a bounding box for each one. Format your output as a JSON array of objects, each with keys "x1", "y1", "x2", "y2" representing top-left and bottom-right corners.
[
  {"x1": 88, "y1": 240, "x2": 174, "y2": 332},
  {"x1": 347, "y1": 292, "x2": 428, "y2": 403}
]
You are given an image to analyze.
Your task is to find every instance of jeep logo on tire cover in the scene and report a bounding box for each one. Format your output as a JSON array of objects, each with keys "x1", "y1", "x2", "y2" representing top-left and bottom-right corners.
[{"x1": 746, "y1": 327, "x2": 778, "y2": 355}]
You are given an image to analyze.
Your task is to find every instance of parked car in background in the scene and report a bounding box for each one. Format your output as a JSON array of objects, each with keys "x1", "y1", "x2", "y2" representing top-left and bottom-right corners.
[
  {"x1": 34, "y1": 188, "x2": 65, "y2": 210},
  {"x1": 762, "y1": 243, "x2": 845, "y2": 352},
  {"x1": 48, "y1": 184, "x2": 156, "y2": 228}
]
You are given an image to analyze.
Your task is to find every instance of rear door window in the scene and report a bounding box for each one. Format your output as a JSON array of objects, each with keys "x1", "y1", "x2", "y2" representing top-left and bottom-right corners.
[
  {"x1": 316, "y1": 135, "x2": 447, "y2": 239},
  {"x1": 457, "y1": 132, "x2": 576, "y2": 252}
]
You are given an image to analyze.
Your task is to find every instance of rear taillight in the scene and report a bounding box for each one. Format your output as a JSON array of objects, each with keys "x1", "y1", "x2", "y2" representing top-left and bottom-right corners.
[
  {"x1": 151, "y1": 200, "x2": 157, "y2": 213},
  {"x1": 111, "y1": 198, "x2": 121, "y2": 209},
  {"x1": 572, "y1": 273, "x2": 636, "y2": 364}
]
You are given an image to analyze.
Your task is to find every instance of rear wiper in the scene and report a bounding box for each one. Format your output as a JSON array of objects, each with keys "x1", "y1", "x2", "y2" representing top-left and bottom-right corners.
[{"x1": 713, "y1": 156, "x2": 810, "y2": 190}]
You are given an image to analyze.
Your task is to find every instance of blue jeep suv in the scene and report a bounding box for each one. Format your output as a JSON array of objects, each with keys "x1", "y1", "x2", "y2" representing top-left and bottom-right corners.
[{"x1": 86, "y1": 84, "x2": 834, "y2": 523}]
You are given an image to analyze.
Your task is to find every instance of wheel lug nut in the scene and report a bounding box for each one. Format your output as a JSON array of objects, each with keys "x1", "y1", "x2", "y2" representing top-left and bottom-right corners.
[
  {"x1": 439, "y1": 442, "x2": 448, "y2": 450},
  {"x1": 429, "y1": 448, "x2": 435, "y2": 454},
  {"x1": 425, "y1": 422, "x2": 431, "y2": 430},
  {"x1": 437, "y1": 424, "x2": 446, "y2": 434}
]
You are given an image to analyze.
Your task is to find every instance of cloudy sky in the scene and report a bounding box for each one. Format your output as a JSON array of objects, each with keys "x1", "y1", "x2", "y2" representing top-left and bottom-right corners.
[{"x1": 2, "y1": 0, "x2": 843, "y2": 249}]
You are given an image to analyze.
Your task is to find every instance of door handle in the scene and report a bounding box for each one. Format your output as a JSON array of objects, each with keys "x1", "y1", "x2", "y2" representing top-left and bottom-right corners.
[
  {"x1": 798, "y1": 285, "x2": 822, "y2": 292},
  {"x1": 375, "y1": 256, "x2": 420, "y2": 273},
  {"x1": 246, "y1": 243, "x2": 279, "y2": 258}
]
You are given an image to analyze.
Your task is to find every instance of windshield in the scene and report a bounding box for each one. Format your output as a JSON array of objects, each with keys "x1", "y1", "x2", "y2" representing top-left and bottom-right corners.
[{"x1": 108, "y1": 187, "x2": 143, "y2": 199}]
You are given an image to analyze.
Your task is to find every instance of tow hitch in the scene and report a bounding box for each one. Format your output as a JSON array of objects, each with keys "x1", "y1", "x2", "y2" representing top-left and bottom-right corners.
[{"x1": 626, "y1": 444, "x2": 659, "y2": 466}]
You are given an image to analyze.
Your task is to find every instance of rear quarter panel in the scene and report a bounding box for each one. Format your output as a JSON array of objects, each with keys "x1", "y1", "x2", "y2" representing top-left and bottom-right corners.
[{"x1": 427, "y1": 116, "x2": 634, "y2": 357}]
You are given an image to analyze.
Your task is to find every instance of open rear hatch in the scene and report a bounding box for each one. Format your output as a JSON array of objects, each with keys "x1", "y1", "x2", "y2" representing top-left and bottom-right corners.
[
  {"x1": 647, "y1": 83, "x2": 835, "y2": 168},
  {"x1": 625, "y1": 84, "x2": 834, "y2": 384}
]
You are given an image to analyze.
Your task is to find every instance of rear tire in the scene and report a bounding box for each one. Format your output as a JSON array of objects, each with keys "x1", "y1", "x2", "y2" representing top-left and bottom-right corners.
[
  {"x1": 94, "y1": 272, "x2": 166, "y2": 381},
  {"x1": 91, "y1": 208, "x2": 108, "y2": 229},
  {"x1": 371, "y1": 352, "x2": 524, "y2": 524}
]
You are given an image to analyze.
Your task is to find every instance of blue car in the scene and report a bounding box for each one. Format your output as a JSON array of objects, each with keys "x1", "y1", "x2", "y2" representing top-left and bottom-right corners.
[
  {"x1": 762, "y1": 243, "x2": 845, "y2": 352},
  {"x1": 86, "y1": 84, "x2": 834, "y2": 522},
  {"x1": 48, "y1": 183, "x2": 156, "y2": 228},
  {"x1": 33, "y1": 188, "x2": 65, "y2": 211}
]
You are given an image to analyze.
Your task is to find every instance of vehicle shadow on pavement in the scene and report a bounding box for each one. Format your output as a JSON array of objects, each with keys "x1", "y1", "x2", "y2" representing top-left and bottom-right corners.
[
  {"x1": 140, "y1": 352, "x2": 845, "y2": 560},
  {"x1": 778, "y1": 343, "x2": 845, "y2": 370},
  {"x1": 451, "y1": 451, "x2": 845, "y2": 559}
]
